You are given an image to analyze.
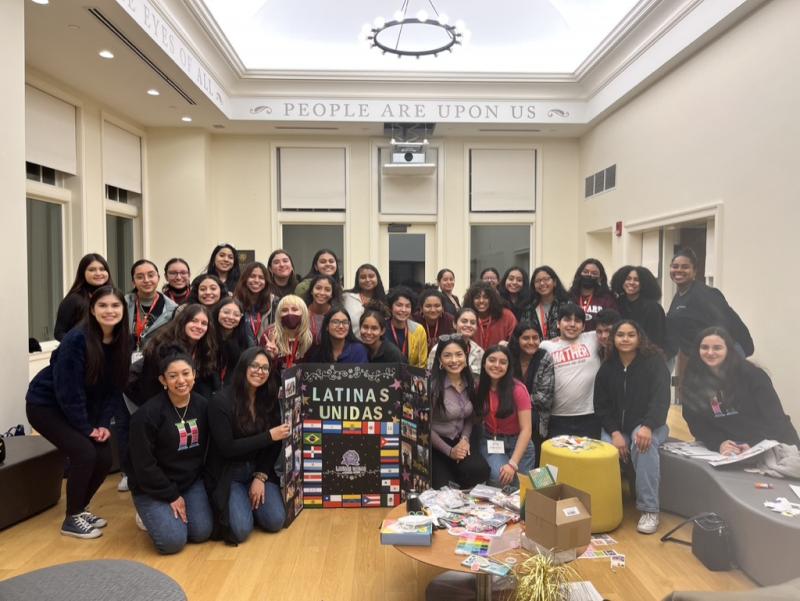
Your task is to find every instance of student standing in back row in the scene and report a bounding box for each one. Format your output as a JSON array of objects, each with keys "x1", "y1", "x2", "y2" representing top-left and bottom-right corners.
[
  {"x1": 568, "y1": 259, "x2": 617, "y2": 331},
  {"x1": 540, "y1": 303, "x2": 602, "y2": 438},
  {"x1": 54, "y1": 253, "x2": 114, "y2": 341},
  {"x1": 126, "y1": 260, "x2": 177, "y2": 355}
]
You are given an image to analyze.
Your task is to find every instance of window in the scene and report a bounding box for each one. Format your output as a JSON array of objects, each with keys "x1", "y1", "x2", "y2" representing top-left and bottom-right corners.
[
  {"x1": 282, "y1": 225, "x2": 345, "y2": 281},
  {"x1": 470, "y1": 149, "x2": 536, "y2": 212},
  {"x1": 106, "y1": 185, "x2": 129, "y2": 204},
  {"x1": 27, "y1": 199, "x2": 63, "y2": 342},
  {"x1": 470, "y1": 225, "x2": 530, "y2": 283},
  {"x1": 106, "y1": 215, "x2": 134, "y2": 290},
  {"x1": 278, "y1": 148, "x2": 346, "y2": 211},
  {"x1": 26, "y1": 162, "x2": 57, "y2": 185}
]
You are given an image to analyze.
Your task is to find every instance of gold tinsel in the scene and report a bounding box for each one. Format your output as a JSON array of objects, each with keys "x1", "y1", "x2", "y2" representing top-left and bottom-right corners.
[{"x1": 512, "y1": 553, "x2": 578, "y2": 601}]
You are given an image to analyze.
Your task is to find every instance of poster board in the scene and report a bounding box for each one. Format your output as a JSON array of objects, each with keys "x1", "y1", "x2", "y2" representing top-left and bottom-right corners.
[{"x1": 280, "y1": 363, "x2": 431, "y2": 524}]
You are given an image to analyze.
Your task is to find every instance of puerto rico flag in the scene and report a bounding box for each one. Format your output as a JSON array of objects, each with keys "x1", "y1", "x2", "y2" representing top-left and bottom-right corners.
[
  {"x1": 323, "y1": 421, "x2": 342, "y2": 434},
  {"x1": 361, "y1": 421, "x2": 379, "y2": 434},
  {"x1": 323, "y1": 495, "x2": 342, "y2": 508},
  {"x1": 362, "y1": 494, "x2": 381, "y2": 507},
  {"x1": 303, "y1": 419, "x2": 322, "y2": 431},
  {"x1": 303, "y1": 446, "x2": 322, "y2": 459},
  {"x1": 343, "y1": 421, "x2": 361, "y2": 435}
]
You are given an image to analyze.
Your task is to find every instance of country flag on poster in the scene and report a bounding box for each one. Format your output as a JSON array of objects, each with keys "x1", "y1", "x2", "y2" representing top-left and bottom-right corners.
[
  {"x1": 305, "y1": 472, "x2": 322, "y2": 482},
  {"x1": 343, "y1": 421, "x2": 361, "y2": 434},
  {"x1": 381, "y1": 479, "x2": 401, "y2": 492},
  {"x1": 303, "y1": 486, "x2": 322, "y2": 495},
  {"x1": 361, "y1": 421, "x2": 379, "y2": 435},
  {"x1": 304, "y1": 497, "x2": 323, "y2": 507},
  {"x1": 342, "y1": 495, "x2": 361, "y2": 508},
  {"x1": 381, "y1": 465, "x2": 400, "y2": 477},
  {"x1": 380, "y1": 450, "x2": 399, "y2": 464},
  {"x1": 303, "y1": 432, "x2": 322, "y2": 446},
  {"x1": 303, "y1": 459, "x2": 322, "y2": 471},
  {"x1": 303, "y1": 446, "x2": 322, "y2": 459},
  {"x1": 385, "y1": 494, "x2": 400, "y2": 506},
  {"x1": 303, "y1": 419, "x2": 322, "y2": 431},
  {"x1": 362, "y1": 494, "x2": 381, "y2": 507},
  {"x1": 323, "y1": 421, "x2": 342, "y2": 433},
  {"x1": 381, "y1": 422, "x2": 398, "y2": 435},
  {"x1": 380, "y1": 437, "x2": 399, "y2": 449},
  {"x1": 323, "y1": 495, "x2": 342, "y2": 508}
]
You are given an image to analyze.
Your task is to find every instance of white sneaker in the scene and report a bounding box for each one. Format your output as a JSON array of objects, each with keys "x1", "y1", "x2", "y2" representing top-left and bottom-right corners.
[
  {"x1": 637, "y1": 512, "x2": 660, "y2": 534},
  {"x1": 117, "y1": 474, "x2": 129, "y2": 492},
  {"x1": 134, "y1": 512, "x2": 147, "y2": 531}
]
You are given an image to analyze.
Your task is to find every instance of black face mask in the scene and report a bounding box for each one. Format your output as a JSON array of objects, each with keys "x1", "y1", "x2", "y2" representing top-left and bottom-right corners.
[{"x1": 580, "y1": 275, "x2": 599, "y2": 289}]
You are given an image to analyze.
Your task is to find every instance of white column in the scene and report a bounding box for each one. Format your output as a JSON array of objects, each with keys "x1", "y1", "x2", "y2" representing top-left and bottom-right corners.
[{"x1": 0, "y1": 0, "x2": 30, "y2": 429}]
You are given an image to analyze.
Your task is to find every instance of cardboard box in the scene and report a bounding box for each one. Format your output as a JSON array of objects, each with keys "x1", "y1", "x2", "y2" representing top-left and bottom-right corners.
[
  {"x1": 380, "y1": 518, "x2": 432, "y2": 546},
  {"x1": 524, "y1": 483, "x2": 591, "y2": 551}
]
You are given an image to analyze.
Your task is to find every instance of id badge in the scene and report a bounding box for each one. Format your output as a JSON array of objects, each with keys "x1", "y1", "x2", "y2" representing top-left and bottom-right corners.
[
  {"x1": 487, "y1": 439, "x2": 505, "y2": 454},
  {"x1": 131, "y1": 350, "x2": 144, "y2": 364}
]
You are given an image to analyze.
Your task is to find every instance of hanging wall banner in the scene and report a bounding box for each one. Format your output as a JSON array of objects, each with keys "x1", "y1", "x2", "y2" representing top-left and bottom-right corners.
[{"x1": 280, "y1": 363, "x2": 430, "y2": 522}]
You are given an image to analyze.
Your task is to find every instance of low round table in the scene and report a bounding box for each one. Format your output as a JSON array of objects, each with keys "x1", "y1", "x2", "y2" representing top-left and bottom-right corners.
[{"x1": 539, "y1": 438, "x2": 623, "y2": 533}]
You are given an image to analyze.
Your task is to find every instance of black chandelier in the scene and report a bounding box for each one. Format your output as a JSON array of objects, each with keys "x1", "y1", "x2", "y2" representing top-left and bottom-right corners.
[{"x1": 362, "y1": 1, "x2": 470, "y2": 59}]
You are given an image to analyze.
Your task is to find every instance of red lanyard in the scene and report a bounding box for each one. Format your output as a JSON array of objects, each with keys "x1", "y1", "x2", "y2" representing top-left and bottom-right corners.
[
  {"x1": 285, "y1": 338, "x2": 300, "y2": 368},
  {"x1": 538, "y1": 305, "x2": 548, "y2": 338},
  {"x1": 579, "y1": 293, "x2": 593, "y2": 312},
  {"x1": 390, "y1": 323, "x2": 408, "y2": 356},
  {"x1": 424, "y1": 319, "x2": 439, "y2": 347},
  {"x1": 488, "y1": 389, "x2": 499, "y2": 436},
  {"x1": 478, "y1": 317, "x2": 492, "y2": 347},
  {"x1": 248, "y1": 312, "x2": 263, "y2": 340},
  {"x1": 135, "y1": 293, "x2": 159, "y2": 345}
]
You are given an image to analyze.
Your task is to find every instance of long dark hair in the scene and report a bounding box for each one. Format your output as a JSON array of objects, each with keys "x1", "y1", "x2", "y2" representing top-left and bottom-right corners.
[
  {"x1": 682, "y1": 326, "x2": 747, "y2": 413},
  {"x1": 303, "y1": 274, "x2": 343, "y2": 307},
  {"x1": 212, "y1": 297, "x2": 250, "y2": 378},
  {"x1": 463, "y1": 281, "x2": 504, "y2": 320},
  {"x1": 316, "y1": 305, "x2": 357, "y2": 362},
  {"x1": 266, "y1": 249, "x2": 301, "y2": 295},
  {"x1": 529, "y1": 265, "x2": 570, "y2": 305},
  {"x1": 234, "y1": 262, "x2": 272, "y2": 313},
  {"x1": 507, "y1": 320, "x2": 544, "y2": 380},
  {"x1": 67, "y1": 253, "x2": 113, "y2": 297},
  {"x1": 188, "y1": 274, "x2": 224, "y2": 306},
  {"x1": 146, "y1": 304, "x2": 217, "y2": 377},
  {"x1": 82, "y1": 286, "x2": 130, "y2": 388},
  {"x1": 303, "y1": 248, "x2": 341, "y2": 284},
  {"x1": 429, "y1": 337, "x2": 480, "y2": 419},
  {"x1": 229, "y1": 347, "x2": 279, "y2": 435},
  {"x1": 569, "y1": 258, "x2": 612, "y2": 297},
  {"x1": 206, "y1": 243, "x2": 241, "y2": 289},
  {"x1": 610, "y1": 265, "x2": 662, "y2": 302},
  {"x1": 477, "y1": 345, "x2": 516, "y2": 420},
  {"x1": 349, "y1": 263, "x2": 387, "y2": 303},
  {"x1": 499, "y1": 266, "x2": 531, "y2": 312},
  {"x1": 604, "y1": 319, "x2": 662, "y2": 363}
]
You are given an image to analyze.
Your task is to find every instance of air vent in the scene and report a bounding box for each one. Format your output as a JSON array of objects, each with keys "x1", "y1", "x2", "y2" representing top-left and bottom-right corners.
[
  {"x1": 478, "y1": 128, "x2": 542, "y2": 133},
  {"x1": 87, "y1": 9, "x2": 197, "y2": 105},
  {"x1": 273, "y1": 126, "x2": 339, "y2": 131},
  {"x1": 585, "y1": 164, "x2": 616, "y2": 198}
]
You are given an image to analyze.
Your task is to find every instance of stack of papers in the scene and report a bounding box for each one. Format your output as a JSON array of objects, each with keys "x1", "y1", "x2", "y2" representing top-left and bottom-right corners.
[
  {"x1": 549, "y1": 435, "x2": 595, "y2": 452},
  {"x1": 662, "y1": 441, "x2": 726, "y2": 461},
  {"x1": 764, "y1": 497, "x2": 800, "y2": 517}
]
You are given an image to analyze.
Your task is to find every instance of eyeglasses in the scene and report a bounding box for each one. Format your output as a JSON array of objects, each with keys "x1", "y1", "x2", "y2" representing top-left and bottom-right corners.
[
  {"x1": 248, "y1": 363, "x2": 270, "y2": 374},
  {"x1": 534, "y1": 276, "x2": 553, "y2": 285},
  {"x1": 438, "y1": 333, "x2": 464, "y2": 343},
  {"x1": 167, "y1": 270, "x2": 189, "y2": 277},
  {"x1": 330, "y1": 319, "x2": 350, "y2": 327}
]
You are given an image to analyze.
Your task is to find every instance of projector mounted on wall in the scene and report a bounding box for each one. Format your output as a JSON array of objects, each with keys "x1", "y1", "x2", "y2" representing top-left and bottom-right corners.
[{"x1": 383, "y1": 122, "x2": 436, "y2": 175}]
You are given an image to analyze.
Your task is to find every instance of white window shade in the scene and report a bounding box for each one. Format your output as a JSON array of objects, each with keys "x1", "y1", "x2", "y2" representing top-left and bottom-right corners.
[
  {"x1": 470, "y1": 149, "x2": 536, "y2": 212},
  {"x1": 380, "y1": 148, "x2": 437, "y2": 214},
  {"x1": 641, "y1": 230, "x2": 661, "y2": 274},
  {"x1": 103, "y1": 123, "x2": 142, "y2": 194},
  {"x1": 279, "y1": 147, "x2": 346, "y2": 210},
  {"x1": 25, "y1": 86, "x2": 77, "y2": 175}
]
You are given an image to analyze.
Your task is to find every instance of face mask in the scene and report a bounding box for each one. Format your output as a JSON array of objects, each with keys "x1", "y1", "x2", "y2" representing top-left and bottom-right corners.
[
  {"x1": 281, "y1": 314, "x2": 302, "y2": 329},
  {"x1": 580, "y1": 275, "x2": 598, "y2": 289}
]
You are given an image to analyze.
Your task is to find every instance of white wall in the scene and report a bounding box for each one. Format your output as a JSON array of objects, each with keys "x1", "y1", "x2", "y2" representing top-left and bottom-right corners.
[
  {"x1": 578, "y1": 0, "x2": 800, "y2": 417},
  {"x1": 1, "y1": 1, "x2": 30, "y2": 430}
]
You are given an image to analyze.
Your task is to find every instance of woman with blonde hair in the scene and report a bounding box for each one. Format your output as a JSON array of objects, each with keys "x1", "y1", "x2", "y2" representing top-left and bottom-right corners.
[{"x1": 264, "y1": 295, "x2": 313, "y2": 369}]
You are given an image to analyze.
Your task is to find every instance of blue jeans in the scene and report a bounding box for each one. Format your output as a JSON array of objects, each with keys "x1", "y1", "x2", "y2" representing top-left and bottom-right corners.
[
  {"x1": 228, "y1": 462, "x2": 286, "y2": 543},
  {"x1": 602, "y1": 424, "x2": 669, "y2": 513},
  {"x1": 132, "y1": 479, "x2": 213, "y2": 554},
  {"x1": 479, "y1": 433, "x2": 535, "y2": 488}
]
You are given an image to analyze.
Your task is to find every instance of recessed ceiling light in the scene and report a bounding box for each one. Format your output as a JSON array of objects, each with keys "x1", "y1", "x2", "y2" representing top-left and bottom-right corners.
[
  {"x1": 181, "y1": 116, "x2": 192, "y2": 122},
  {"x1": 99, "y1": 50, "x2": 114, "y2": 59},
  {"x1": 212, "y1": 124, "x2": 225, "y2": 129},
  {"x1": 31, "y1": 0, "x2": 49, "y2": 5},
  {"x1": 67, "y1": 24, "x2": 80, "y2": 30},
  {"x1": 147, "y1": 89, "x2": 160, "y2": 96}
]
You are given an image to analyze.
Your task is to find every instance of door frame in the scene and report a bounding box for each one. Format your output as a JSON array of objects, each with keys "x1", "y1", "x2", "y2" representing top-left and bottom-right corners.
[{"x1": 379, "y1": 223, "x2": 437, "y2": 288}]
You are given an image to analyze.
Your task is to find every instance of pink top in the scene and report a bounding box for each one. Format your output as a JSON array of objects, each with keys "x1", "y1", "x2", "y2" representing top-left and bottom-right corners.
[{"x1": 485, "y1": 380, "x2": 532, "y2": 436}]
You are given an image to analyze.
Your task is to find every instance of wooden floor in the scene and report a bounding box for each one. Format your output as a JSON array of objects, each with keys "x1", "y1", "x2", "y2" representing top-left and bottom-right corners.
[{"x1": 0, "y1": 407, "x2": 754, "y2": 600}]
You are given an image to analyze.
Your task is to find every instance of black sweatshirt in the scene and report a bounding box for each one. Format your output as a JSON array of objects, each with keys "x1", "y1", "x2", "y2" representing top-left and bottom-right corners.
[
  {"x1": 127, "y1": 391, "x2": 208, "y2": 503},
  {"x1": 682, "y1": 364, "x2": 800, "y2": 451},
  {"x1": 54, "y1": 292, "x2": 90, "y2": 341},
  {"x1": 593, "y1": 352, "x2": 671, "y2": 436},
  {"x1": 617, "y1": 297, "x2": 668, "y2": 355}
]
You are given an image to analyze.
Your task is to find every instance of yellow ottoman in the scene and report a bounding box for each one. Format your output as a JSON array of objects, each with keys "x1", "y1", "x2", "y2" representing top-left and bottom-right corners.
[{"x1": 539, "y1": 439, "x2": 622, "y2": 533}]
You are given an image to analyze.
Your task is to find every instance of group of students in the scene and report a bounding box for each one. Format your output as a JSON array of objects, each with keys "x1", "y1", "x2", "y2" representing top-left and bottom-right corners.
[{"x1": 25, "y1": 244, "x2": 798, "y2": 551}]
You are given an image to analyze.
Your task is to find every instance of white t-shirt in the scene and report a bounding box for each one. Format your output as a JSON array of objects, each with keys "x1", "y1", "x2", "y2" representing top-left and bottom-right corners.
[{"x1": 540, "y1": 332, "x2": 600, "y2": 417}]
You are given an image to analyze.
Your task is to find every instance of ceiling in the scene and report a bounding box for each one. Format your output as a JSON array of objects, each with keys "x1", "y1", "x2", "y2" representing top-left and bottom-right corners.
[
  {"x1": 200, "y1": 0, "x2": 640, "y2": 74},
  {"x1": 23, "y1": 0, "x2": 763, "y2": 135}
]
